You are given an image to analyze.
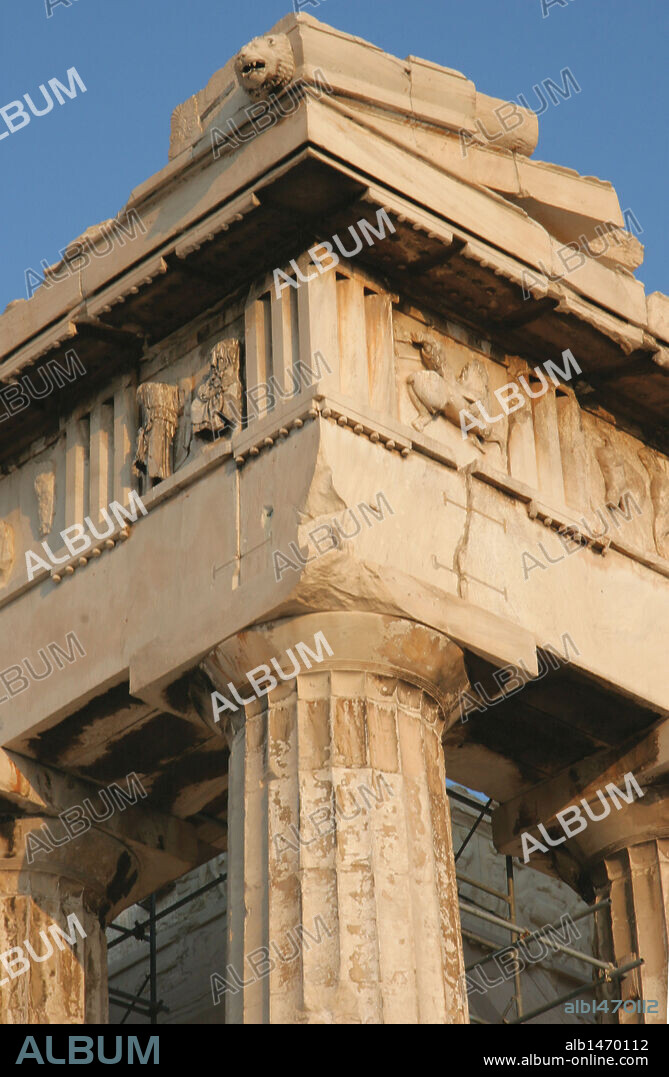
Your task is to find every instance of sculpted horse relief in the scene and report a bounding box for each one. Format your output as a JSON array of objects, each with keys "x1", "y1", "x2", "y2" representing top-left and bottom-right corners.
[{"x1": 408, "y1": 332, "x2": 507, "y2": 451}]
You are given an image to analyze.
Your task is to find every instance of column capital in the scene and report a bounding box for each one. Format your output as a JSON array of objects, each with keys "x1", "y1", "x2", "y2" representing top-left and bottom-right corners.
[
  {"x1": 493, "y1": 718, "x2": 669, "y2": 875},
  {"x1": 0, "y1": 749, "x2": 218, "y2": 920},
  {"x1": 0, "y1": 753, "x2": 218, "y2": 1024},
  {"x1": 0, "y1": 817, "x2": 138, "y2": 921},
  {"x1": 197, "y1": 611, "x2": 469, "y2": 740},
  {"x1": 492, "y1": 718, "x2": 669, "y2": 1024}
]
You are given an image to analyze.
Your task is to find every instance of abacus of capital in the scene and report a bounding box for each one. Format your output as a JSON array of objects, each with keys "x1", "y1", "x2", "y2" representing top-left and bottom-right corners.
[{"x1": 0, "y1": 11, "x2": 667, "y2": 1026}]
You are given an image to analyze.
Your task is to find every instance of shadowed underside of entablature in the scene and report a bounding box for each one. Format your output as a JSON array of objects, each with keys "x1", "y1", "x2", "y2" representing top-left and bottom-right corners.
[{"x1": 0, "y1": 165, "x2": 666, "y2": 466}]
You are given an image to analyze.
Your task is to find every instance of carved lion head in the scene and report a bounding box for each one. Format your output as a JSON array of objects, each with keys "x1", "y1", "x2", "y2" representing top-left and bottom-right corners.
[{"x1": 235, "y1": 34, "x2": 296, "y2": 99}]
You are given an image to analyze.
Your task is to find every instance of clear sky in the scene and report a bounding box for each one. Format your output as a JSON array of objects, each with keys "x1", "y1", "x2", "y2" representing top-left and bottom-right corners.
[{"x1": 0, "y1": 0, "x2": 666, "y2": 315}]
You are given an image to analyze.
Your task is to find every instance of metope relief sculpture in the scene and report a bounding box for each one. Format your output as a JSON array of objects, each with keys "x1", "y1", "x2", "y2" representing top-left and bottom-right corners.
[
  {"x1": 593, "y1": 430, "x2": 647, "y2": 513},
  {"x1": 34, "y1": 469, "x2": 56, "y2": 537},
  {"x1": 191, "y1": 339, "x2": 242, "y2": 441},
  {"x1": 134, "y1": 382, "x2": 183, "y2": 486},
  {"x1": 408, "y1": 331, "x2": 507, "y2": 453},
  {"x1": 640, "y1": 448, "x2": 669, "y2": 560}
]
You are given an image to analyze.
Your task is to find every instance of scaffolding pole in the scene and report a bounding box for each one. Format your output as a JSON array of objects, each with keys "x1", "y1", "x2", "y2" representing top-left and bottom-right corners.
[
  {"x1": 448, "y1": 786, "x2": 637, "y2": 1027},
  {"x1": 149, "y1": 894, "x2": 158, "y2": 1026},
  {"x1": 454, "y1": 798, "x2": 493, "y2": 863},
  {"x1": 107, "y1": 871, "x2": 226, "y2": 1022},
  {"x1": 507, "y1": 959, "x2": 645, "y2": 1025},
  {"x1": 460, "y1": 897, "x2": 614, "y2": 972},
  {"x1": 108, "y1": 873, "x2": 226, "y2": 951},
  {"x1": 506, "y1": 855, "x2": 522, "y2": 1021}
]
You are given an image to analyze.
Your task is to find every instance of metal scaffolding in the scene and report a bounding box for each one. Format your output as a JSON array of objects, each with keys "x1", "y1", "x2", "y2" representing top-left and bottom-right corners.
[
  {"x1": 448, "y1": 787, "x2": 644, "y2": 1025},
  {"x1": 107, "y1": 873, "x2": 226, "y2": 1024},
  {"x1": 106, "y1": 788, "x2": 642, "y2": 1024}
]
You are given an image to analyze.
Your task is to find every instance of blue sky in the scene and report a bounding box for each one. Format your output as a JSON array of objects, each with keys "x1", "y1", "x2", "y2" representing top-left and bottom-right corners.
[{"x1": 0, "y1": 0, "x2": 666, "y2": 314}]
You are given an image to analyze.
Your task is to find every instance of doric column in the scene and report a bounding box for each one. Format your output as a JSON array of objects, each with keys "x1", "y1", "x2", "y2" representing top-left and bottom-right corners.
[
  {"x1": 0, "y1": 751, "x2": 216, "y2": 1025},
  {"x1": 589, "y1": 838, "x2": 669, "y2": 1024},
  {"x1": 0, "y1": 817, "x2": 127, "y2": 1023},
  {"x1": 200, "y1": 611, "x2": 470, "y2": 1024},
  {"x1": 493, "y1": 725, "x2": 669, "y2": 1025}
]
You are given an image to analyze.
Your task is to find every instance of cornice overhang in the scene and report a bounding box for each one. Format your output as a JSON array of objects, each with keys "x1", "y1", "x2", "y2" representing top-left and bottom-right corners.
[{"x1": 1, "y1": 78, "x2": 667, "y2": 463}]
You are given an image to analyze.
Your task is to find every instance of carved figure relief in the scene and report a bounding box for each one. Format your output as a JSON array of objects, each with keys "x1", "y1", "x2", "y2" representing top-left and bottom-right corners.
[
  {"x1": 594, "y1": 431, "x2": 646, "y2": 511},
  {"x1": 34, "y1": 469, "x2": 56, "y2": 537},
  {"x1": 134, "y1": 382, "x2": 183, "y2": 484},
  {"x1": 0, "y1": 520, "x2": 14, "y2": 587},
  {"x1": 191, "y1": 339, "x2": 242, "y2": 440},
  {"x1": 639, "y1": 448, "x2": 669, "y2": 559},
  {"x1": 235, "y1": 34, "x2": 296, "y2": 100},
  {"x1": 408, "y1": 332, "x2": 506, "y2": 451}
]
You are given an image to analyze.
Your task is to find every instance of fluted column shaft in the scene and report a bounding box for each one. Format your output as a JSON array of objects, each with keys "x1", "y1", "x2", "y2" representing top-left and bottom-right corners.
[
  {"x1": 0, "y1": 870, "x2": 106, "y2": 1024},
  {"x1": 0, "y1": 818, "x2": 116, "y2": 1023},
  {"x1": 593, "y1": 839, "x2": 669, "y2": 1025},
  {"x1": 205, "y1": 612, "x2": 469, "y2": 1024}
]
